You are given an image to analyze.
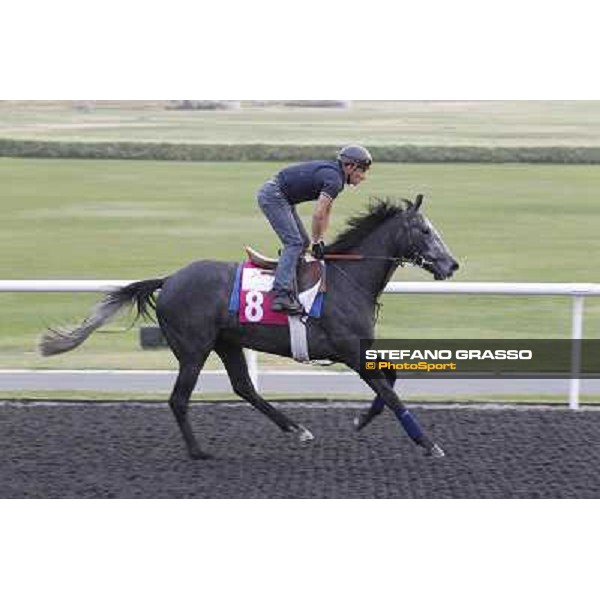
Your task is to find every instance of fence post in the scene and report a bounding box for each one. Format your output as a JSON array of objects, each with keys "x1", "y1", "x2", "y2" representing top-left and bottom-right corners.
[
  {"x1": 244, "y1": 349, "x2": 259, "y2": 391},
  {"x1": 569, "y1": 295, "x2": 584, "y2": 410}
]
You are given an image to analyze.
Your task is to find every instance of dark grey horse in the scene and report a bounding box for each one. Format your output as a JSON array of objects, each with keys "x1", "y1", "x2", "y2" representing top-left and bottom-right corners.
[{"x1": 40, "y1": 196, "x2": 458, "y2": 459}]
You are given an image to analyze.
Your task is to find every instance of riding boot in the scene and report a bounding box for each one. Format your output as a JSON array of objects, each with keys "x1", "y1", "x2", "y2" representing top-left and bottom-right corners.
[{"x1": 272, "y1": 290, "x2": 303, "y2": 315}]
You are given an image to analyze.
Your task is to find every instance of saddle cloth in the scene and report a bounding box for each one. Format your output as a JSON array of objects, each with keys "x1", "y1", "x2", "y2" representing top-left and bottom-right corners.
[{"x1": 228, "y1": 250, "x2": 326, "y2": 325}]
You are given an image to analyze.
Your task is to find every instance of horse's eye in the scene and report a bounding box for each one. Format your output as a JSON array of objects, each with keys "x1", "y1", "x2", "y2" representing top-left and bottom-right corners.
[{"x1": 421, "y1": 228, "x2": 431, "y2": 235}]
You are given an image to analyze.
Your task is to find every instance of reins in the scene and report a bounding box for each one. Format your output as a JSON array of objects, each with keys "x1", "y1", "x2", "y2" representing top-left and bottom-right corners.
[
  {"x1": 323, "y1": 253, "x2": 395, "y2": 261},
  {"x1": 323, "y1": 253, "x2": 434, "y2": 270}
]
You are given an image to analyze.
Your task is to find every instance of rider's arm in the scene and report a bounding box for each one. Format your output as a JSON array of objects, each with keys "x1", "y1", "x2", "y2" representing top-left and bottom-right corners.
[{"x1": 311, "y1": 193, "x2": 334, "y2": 243}]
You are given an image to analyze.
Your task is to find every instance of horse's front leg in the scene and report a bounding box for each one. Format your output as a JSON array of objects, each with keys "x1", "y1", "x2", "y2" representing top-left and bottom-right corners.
[
  {"x1": 357, "y1": 368, "x2": 444, "y2": 458},
  {"x1": 354, "y1": 368, "x2": 396, "y2": 431}
]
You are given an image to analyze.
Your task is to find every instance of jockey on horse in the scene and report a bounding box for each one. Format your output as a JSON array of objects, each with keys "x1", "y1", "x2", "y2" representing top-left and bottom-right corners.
[{"x1": 257, "y1": 145, "x2": 373, "y2": 314}]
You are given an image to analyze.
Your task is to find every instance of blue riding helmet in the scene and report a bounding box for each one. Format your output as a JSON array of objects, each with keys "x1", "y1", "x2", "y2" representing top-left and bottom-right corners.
[{"x1": 337, "y1": 145, "x2": 373, "y2": 170}]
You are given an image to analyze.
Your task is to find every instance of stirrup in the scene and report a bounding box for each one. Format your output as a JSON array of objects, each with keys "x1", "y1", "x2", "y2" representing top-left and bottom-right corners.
[{"x1": 272, "y1": 292, "x2": 303, "y2": 315}]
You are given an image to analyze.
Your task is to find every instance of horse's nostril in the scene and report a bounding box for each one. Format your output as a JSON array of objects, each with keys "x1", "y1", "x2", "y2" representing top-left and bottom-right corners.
[{"x1": 452, "y1": 261, "x2": 459, "y2": 271}]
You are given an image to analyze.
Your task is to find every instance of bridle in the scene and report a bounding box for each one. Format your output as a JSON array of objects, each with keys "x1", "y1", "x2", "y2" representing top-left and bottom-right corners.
[
  {"x1": 324, "y1": 211, "x2": 435, "y2": 270},
  {"x1": 324, "y1": 211, "x2": 434, "y2": 322}
]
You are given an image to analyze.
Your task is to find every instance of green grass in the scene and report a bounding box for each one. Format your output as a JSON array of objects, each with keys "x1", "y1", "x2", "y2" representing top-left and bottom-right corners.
[
  {"x1": 0, "y1": 390, "x2": 598, "y2": 405},
  {"x1": 0, "y1": 390, "x2": 357, "y2": 402},
  {"x1": 1, "y1": 158, "x2": 600, "y2": 369},
  {"x1": 3, "y1": 101, "x2": 600, "y2": 147}
]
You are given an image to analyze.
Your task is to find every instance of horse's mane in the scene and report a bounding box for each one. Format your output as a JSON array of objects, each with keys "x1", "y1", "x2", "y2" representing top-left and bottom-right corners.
[{"x1": 325, "y1": 198, "x2": 411, "y2": 253}]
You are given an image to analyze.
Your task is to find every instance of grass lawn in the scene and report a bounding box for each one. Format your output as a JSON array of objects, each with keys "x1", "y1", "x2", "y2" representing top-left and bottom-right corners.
[
  {"x1": 1, "y1": 158, "x2": 600, "y2": 370},
  {"x1": 2, "y1": 100, "x2": 600, "y2": 147}
]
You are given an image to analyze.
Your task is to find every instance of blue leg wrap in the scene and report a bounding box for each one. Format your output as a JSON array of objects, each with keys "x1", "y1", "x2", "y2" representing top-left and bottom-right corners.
[
  {"x1": 397, "y1": 409, "x2": 424, "y2": 442},
  {"x1": 369, "y1": 396, "x2": 385, "y2": 413}
]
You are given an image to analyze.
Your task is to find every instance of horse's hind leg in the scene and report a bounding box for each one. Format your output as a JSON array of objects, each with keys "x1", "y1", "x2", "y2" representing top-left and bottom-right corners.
[
  {"x1": 214, "y1": 340, "x2": 314, "y2": 443},
  {"x1": 169, "y1": 359, "x2": 212, "y2": 459},
  {"x1": 158, "y1": 304, "x2": 217, "y2": 459}
]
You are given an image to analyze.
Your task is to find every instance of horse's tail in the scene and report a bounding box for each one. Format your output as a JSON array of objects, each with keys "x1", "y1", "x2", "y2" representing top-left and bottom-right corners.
[{"x1": 39, "y1": 278, "x2": 165, "y2": 357}]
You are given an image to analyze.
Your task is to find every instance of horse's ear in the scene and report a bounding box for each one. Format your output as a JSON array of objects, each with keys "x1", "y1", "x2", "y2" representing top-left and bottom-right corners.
[{"x1": 414, "y1": 194, "x2": 424, "y2": 211}]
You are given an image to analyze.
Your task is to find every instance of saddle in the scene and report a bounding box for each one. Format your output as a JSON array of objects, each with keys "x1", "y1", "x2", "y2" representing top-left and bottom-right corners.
[
  {"x1": 229, "y1": 248, "x2": 326, "y2": 326},
  {"x1": 245, "y1": 246, "x2": 325, "y2": 293}
]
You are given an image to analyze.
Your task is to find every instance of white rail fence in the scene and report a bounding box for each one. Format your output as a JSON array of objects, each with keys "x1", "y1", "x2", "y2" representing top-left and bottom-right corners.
[{"x1": 2, "y1": 280, "x2": 600, "y2": 409}]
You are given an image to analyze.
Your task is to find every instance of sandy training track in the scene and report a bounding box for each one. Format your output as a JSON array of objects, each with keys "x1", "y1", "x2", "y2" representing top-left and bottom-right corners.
[{"x1": 1, "y1": 401, "x2": 599, "y2": 498}]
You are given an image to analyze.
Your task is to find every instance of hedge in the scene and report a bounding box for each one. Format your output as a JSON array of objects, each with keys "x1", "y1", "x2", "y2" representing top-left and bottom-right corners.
[{"x1": 2, "y1": 139, "x2": 600, "y2": 164}]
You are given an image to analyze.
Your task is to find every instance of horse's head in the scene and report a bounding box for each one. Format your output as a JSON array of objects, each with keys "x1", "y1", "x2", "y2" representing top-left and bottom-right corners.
[{"x1": 401, "y1": 195, "x2": 459, "y2": 280}]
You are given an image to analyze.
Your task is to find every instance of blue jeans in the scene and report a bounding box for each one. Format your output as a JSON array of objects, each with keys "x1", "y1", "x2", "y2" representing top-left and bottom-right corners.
[{"x1": 257, "y1": 179, "x2": 310, "y2": 294}]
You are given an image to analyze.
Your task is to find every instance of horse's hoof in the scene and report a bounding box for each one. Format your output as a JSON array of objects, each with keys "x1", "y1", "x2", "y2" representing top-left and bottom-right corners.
[
  {"x1": 297, "y1": 425, "x2": 314, "y2": 443},
  {"x1": 354, "y1": 414, "x2": 370, "y2": 431},
  {"x1": 189, "y1": 449, "x2": 213, "y2": 460},
  {"x1": 425, "y1": 443, "x2": 445, "y2": 458}
]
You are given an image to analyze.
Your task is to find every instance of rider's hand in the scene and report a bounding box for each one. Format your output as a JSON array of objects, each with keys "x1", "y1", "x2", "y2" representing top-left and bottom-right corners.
[{"x1": 311, "y1": 241, "x2": 326, "y2": 260}]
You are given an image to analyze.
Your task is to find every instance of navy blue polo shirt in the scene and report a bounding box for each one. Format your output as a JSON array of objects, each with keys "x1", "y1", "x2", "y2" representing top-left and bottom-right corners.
[{"x1": 276, "y1": 160, "x2": 346, "y2": 205}]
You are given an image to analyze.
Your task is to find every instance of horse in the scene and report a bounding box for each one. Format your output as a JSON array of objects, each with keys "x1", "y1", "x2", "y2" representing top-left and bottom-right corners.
[{"x1": 40, "y1": 195, "x2": 459, "y2": 460}]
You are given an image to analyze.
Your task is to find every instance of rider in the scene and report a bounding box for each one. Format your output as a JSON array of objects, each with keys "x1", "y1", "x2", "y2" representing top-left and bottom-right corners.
[{"x1": 257, "y1": 145, "x2": 373, "y2": 314}]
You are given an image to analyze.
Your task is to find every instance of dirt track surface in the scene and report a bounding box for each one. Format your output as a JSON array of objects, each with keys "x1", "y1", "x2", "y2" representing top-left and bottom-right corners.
[{"x1": 1, "y1": 402, "x2": 599, "y2": 498}]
